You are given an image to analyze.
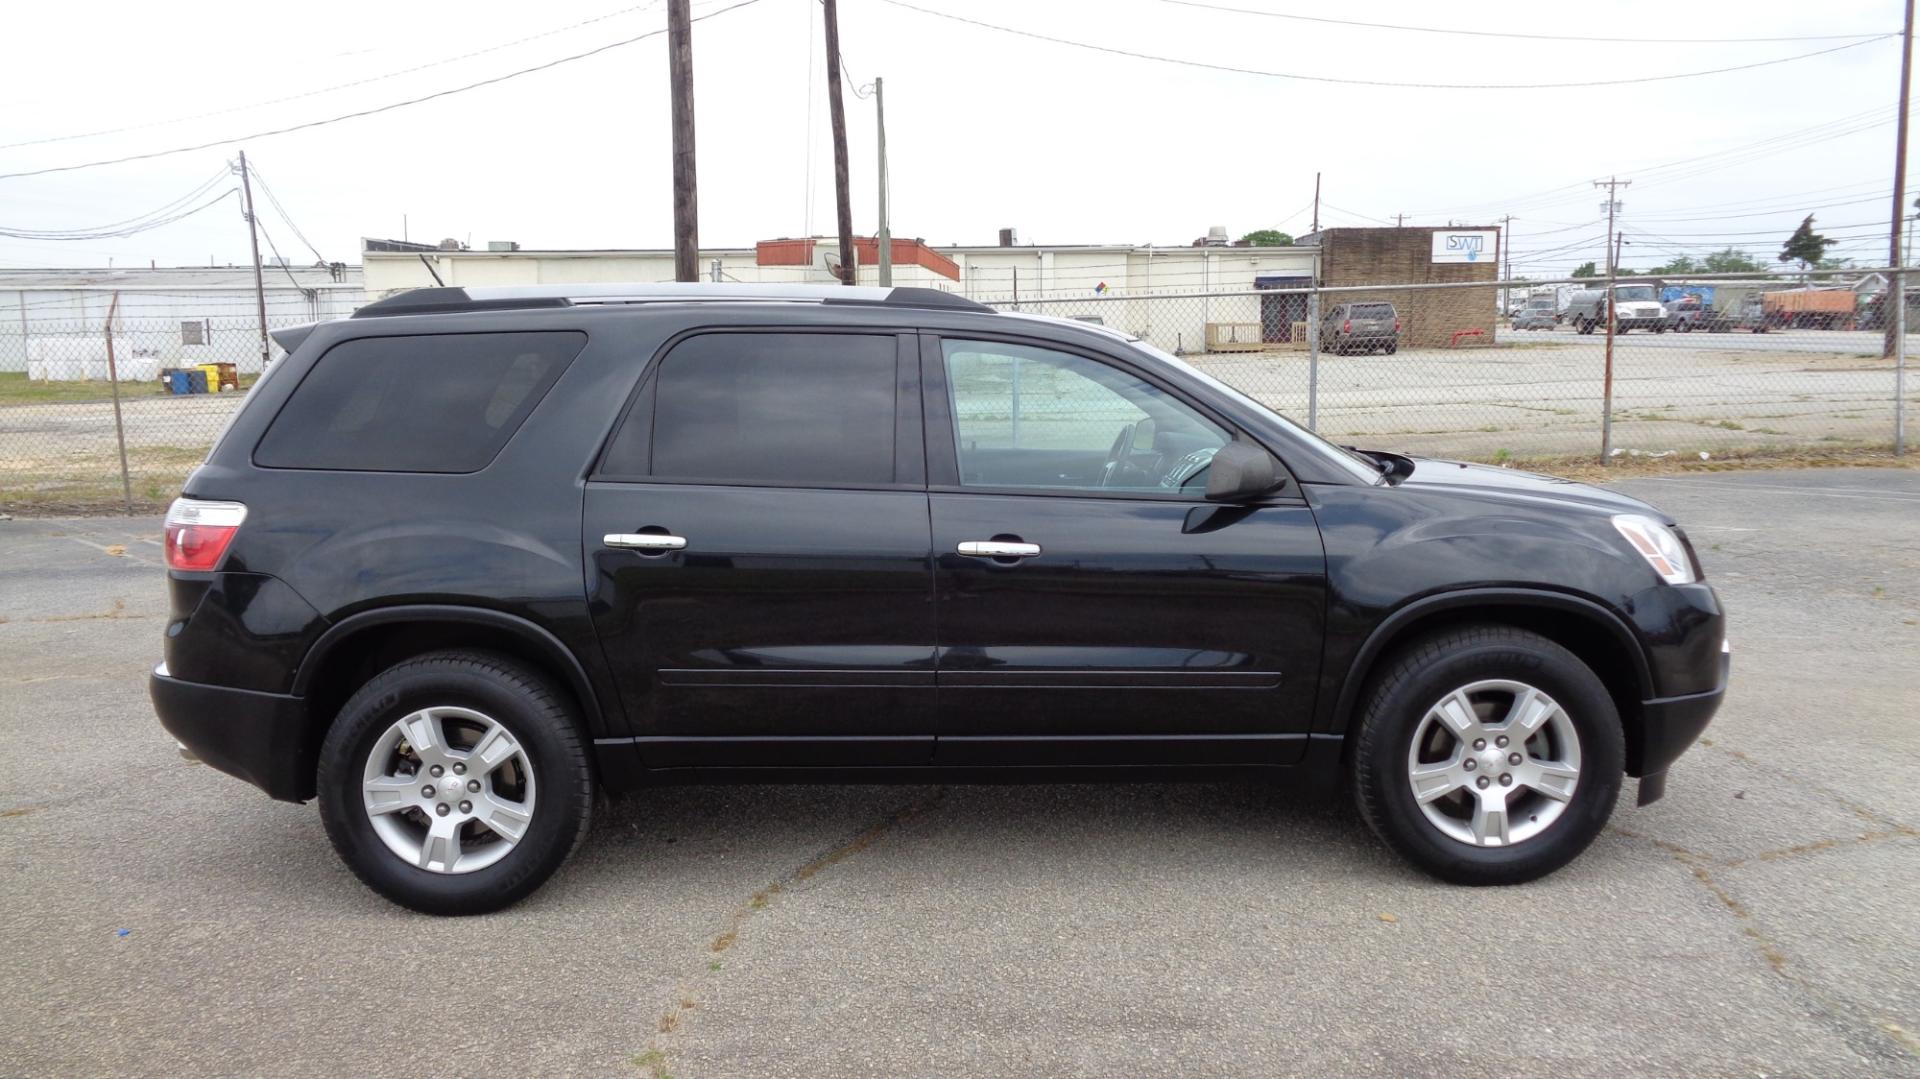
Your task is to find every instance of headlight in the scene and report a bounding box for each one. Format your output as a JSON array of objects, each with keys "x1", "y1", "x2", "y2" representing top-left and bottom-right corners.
[{"x1": 1612, "y1": 514, "x2": 1697, "y2": 585}]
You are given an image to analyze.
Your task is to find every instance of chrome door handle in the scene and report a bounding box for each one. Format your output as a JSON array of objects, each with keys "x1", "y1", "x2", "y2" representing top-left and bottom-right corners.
[
  {"x1": 604, "y1": 532, "x2": 688, "y2": 552},
  {"x1": 957, "y1": 540, "x2": 1041, "y2": 559}
]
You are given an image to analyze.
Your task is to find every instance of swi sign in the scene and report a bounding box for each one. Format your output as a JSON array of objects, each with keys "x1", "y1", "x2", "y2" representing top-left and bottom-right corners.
[{"x1": 1431, "y1": 230, "x2": 1499, "y2": 264}]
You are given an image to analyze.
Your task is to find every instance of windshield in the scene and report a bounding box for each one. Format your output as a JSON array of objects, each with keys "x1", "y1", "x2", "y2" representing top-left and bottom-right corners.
[
  {"x1": 1614, "y1": 286, "x2": 1657, "y2": 302},
  {"x1": 1128, "y1": 339, "x2": 1384, "y2": 484}
]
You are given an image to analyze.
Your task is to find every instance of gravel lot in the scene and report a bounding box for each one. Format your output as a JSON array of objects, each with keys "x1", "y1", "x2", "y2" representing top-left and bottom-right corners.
[{"x1": 1, "y1": 468, "x2": 1916, "y2": 1076}]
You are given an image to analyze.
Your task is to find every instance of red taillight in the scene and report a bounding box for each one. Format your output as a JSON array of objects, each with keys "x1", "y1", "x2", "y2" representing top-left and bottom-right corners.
[
  {"x1": 1394, "y1": 319, "x2": 1401, "y2": 332},
  {"x1": 164, "y1": 498, "x2": 247, "y2": 572},
  {"x1": 1342, "y1": 319, "x2": 1352, "y2": 333}
]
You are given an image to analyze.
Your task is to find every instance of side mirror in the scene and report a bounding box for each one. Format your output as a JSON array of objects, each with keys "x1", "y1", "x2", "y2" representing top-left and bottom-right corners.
[{"x1": 1205, "y1": 441, "x2": 1285, "y2": 503}]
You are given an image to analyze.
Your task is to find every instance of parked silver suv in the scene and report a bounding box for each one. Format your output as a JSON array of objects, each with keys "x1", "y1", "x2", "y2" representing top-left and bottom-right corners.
[{"x1": 1321, "y1": 301, "x2": 1399, "y2": 354}]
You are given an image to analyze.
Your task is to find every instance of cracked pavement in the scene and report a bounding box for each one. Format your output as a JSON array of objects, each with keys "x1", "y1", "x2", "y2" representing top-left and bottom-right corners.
[{"x1": 1, "y1": 467, "x2": 1916, "y2": 1076}]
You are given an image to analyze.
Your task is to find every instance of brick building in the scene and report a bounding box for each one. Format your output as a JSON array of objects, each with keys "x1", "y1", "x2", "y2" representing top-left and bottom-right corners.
[{"x1": 1299, "y1": 227, "x2": 1503, "y2": 348}]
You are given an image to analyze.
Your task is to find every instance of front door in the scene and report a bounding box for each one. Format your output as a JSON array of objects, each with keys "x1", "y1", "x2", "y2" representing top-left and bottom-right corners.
[
  {"x1": 922, "y1": 334, "x2": 1327, "y2": 767},
  {"x1": 584, "y1": 330, "x2": 934, "y2": 767}
]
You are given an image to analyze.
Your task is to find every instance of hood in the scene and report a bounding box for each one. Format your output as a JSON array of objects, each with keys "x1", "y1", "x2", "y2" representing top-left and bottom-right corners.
[{"x1": 1390, "y1": 456, "x2": 1657, "y2": 516}]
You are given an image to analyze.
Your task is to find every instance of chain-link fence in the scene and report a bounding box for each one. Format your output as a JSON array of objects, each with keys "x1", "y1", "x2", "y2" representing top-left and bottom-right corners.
[
  {"x1": 985, "y1": 268, "x2": 1914, "y2": 467},
  {"x1": 2, "y1": 272, "x2": 1911, "y2": 514},
  {"x1": 0, "y1": 310, "x2": 312, "y2": 513}
]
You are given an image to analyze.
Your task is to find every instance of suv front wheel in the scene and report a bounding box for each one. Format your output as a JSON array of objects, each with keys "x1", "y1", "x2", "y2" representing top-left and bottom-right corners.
[
  {"x1": 1352, "y1": 626, "x2": 1624, "y2": 885},
  {"x1": 317, "y1": 650, "x2": 593, "y2": 914}
]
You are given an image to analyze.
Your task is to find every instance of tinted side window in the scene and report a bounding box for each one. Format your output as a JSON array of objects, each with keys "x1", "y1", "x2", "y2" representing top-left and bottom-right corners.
[
  {"x1": 942, "y1": 339, "x2": 1228, "y2": 496},
  {"x1": 254, "y1": 331, "x2": 584, "y2": 472},
  {"x1": 638, "y1": 332, "x2": 898, "y2": 486}
]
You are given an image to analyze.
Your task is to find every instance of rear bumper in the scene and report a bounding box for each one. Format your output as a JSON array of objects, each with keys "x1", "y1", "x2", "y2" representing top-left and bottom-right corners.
[{"x1": 150, "y1": 663, "x2": 315, "y2": 803}]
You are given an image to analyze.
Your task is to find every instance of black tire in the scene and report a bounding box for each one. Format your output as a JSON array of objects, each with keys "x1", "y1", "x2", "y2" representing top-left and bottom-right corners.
[
  {"x1": 1577, "y1": 318, "x2": 1594, "y2": 335},
  {"x1": 1384, "y1": 342, "x2": 1398, "y2": 355},
  {"x1": 318, "y1": 650, "x2": 593, "y2": 915},
  {"x1": 1351, "y1": 625, "x2": 1624, "y2": 886}
]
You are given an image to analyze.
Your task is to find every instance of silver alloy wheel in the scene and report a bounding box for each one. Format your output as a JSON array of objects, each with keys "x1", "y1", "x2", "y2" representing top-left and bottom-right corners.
[
  {"x1": 361, "y1": 705, "x2": 537, "y2": 874},
  {"x1": 1405, "y1": 679, "x2": 1582, "y2": 848}
]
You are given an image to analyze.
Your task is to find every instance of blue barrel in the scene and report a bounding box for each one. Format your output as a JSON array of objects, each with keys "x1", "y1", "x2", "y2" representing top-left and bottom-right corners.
[
  {"x1": 187, "y1": 370, "x2": 209, "y2": 394},
  {"x1": 168, "y1": 371, "x2": 192, "y2": 395}
]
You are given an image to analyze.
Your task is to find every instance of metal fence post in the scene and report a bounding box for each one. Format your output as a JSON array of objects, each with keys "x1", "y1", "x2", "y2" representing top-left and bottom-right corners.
[
  {"x1": 1897, "y1": 268, "x2": 1908, "y2": 455},
  {"x1": 1306, "y1": 286, "x2": 1321, "y2": 433},
  {"x1": 102, "y1": 291, "x2": 134, "y2": 515}
]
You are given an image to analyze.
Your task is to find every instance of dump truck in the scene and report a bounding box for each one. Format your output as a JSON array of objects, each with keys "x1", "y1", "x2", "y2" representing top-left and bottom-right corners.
[{"x1": 1758, "y1": 288, "x2": 1855, "y2": 330}]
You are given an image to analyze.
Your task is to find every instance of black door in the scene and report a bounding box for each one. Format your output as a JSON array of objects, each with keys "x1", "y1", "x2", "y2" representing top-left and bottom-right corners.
[
  {"x1": 922, "y1": 335, "x2": 1328, "y2": 767},
  {"x1": 584, "y1": 330, "x2": 934, "y2": 767}
]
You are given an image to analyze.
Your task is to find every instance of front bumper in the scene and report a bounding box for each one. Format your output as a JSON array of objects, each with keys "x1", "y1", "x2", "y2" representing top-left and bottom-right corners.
[
  {"x1": 1631, "y1": 642, "x2": 1730, "y2": 804},
  {"x1": 151, "y1": 663, "x2": 315, "y2": 802}
]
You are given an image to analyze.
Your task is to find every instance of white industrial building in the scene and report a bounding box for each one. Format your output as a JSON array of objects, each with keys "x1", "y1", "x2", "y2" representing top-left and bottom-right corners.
[
  {"x1": 360, "y1": 233, "x2": 1317, "y2": 355},
  {"x1": 1, "y1": 265, "x2": 363, "y2": 379}
]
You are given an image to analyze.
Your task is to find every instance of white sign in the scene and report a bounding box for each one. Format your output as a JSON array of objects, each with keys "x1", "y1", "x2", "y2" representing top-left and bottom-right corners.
[{"x1": 1431, "y1": 230, "x2": 1498, "y2": 264}]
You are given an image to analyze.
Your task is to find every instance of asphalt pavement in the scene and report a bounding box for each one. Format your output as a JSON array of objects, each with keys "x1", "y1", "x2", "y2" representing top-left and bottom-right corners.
[{"x1": 1, "y1": 468, "x2": 1916, "y2": 1077}]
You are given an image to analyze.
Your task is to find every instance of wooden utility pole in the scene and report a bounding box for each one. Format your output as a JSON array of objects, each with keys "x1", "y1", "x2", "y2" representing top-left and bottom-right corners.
[
  {"x1": 823, "y1": 0, "x2": 856, "y2": 284},
  {"x1": 875, "y1": 76, "x2": 891, "y2": 287},
  {"x1": 1311, "y1": 172, "x2": 1321, "y2": 234},
  {"x1": 1885, "y1": 0, "x2": 1914, "y2": 358},
  {"x1": 237, "y1": 151, "x2": 269, "y2": 370},
  {"x1": 1594, "y1": 176, "x2": 1630, "y2": 462},
  {"x1": 668, "y1": 0, "x2": 699, "y2": 283}
]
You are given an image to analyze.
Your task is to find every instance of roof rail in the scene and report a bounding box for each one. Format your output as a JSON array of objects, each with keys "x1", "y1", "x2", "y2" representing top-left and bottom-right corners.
[{"x1": 352, "y1": 283, "x2": 994, "y2": 319}]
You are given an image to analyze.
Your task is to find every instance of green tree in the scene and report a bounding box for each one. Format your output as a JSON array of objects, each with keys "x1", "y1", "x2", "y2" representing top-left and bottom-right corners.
[
  {"x1": 1779, "y1": 215, "x2": 1833, "y2": 271},
  {"x1": 1647, "y1": 255, "x2": 1699, "y2": 275},
  {"x1": 1238, "y1": 229, "x2": 1293, "y2": 246},
  {"x1": 1570, "y1": 261, "x2": 1599, "y2": 278},
  {"x1": 1701, "y1": 247, "x2": 1765, "y2": 273}
]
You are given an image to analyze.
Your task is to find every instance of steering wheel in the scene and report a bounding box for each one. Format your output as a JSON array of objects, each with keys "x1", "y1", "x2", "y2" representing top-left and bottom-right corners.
[{"x1": 1097, "y1": 422, "x2": 1136, "y2": 488}]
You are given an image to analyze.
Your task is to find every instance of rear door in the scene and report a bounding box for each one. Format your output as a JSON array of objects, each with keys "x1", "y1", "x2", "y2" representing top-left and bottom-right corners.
[
  {"x1": 583, "y1": 329, "x2": 935, "y2": 767},
  {"x1": 922, "y1": 333, "x2": 1328, "y2": 767}
]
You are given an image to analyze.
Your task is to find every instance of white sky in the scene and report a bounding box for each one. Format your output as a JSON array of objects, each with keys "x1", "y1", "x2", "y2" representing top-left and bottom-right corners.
[{"x1": 0, "y1": 0, "x2": 1910, "y2": 277}]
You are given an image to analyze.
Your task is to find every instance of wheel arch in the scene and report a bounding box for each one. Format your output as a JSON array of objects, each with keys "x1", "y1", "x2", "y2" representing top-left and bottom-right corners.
[
  {"x1": 1330, "y1": 589, "x2": 1654, "y2": 771},
  {"x1": 294, "y1": 607, "x2": 609, "y2": 783}
]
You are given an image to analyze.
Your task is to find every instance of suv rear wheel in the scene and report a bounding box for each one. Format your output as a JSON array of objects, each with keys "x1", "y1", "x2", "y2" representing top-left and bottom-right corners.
[
  {"x1": 1352, "y1": 625, "x2": 1623, "y2": 885},
  {"x1": 317, "y1": 650, "x2": 592, "y2": 914}
]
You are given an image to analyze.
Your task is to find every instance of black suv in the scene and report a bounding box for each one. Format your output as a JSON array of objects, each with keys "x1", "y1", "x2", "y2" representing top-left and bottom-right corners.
[{"x1": 151, "y1": 284, "x2": 1727, "y2": 914}]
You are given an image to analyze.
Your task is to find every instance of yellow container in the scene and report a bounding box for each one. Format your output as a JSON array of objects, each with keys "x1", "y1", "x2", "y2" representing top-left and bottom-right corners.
[{"x1": 197, "y1": 364, "x2": 225, "y2": 392}]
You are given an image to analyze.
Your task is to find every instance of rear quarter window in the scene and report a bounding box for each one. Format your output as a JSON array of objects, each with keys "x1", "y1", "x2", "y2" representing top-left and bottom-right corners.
[{"x1": 253, "y1": 331, "x2": 586, "y2": 472}]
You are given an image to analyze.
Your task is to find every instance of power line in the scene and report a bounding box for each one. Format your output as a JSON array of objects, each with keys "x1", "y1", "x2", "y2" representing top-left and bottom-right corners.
[
  {"x1": 1155, "y1": 0, "x2": 1891, "y2": 44},
  {"x1": 251, "y1": 214, "x2": 310, "y2": 293},
  {"x1": 244, "y1": 161, "x2": 327, "y2": 264},
  {"x1": 1318, "y1": 201, "x2": 1396, "y2": 225},
  {"x1": 0, "y1": 0, "x2": 766, "y2": 182},
  {"x1": 0, "y1": 167, "x2": 229, "y2": 238},
  {"x1": 1406, "y1": 101, "x2": 1909, "y2": 218},
  {"x1": 874, "y1": 0, "x2": 1894, "y2": 90},
  {"x1": 0, "y1": 187, "x2": 237, "y2": 240},
  {"x1": 0, "y1": 3, "x2": 668, "y2": 153}
]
